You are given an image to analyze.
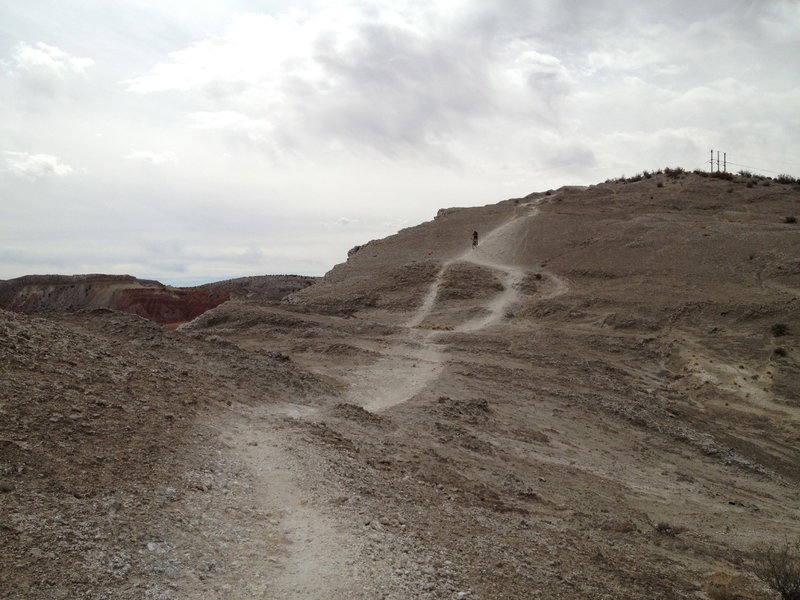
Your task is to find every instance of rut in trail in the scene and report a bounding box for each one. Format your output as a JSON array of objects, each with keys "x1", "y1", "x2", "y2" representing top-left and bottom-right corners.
[{"x1": 344, "y1": 330, "x2": 445, "y2": 412}]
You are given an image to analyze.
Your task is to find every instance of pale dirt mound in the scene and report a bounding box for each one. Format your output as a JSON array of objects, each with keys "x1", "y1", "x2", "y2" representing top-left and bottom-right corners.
[{"x1": 3, "y1": 171, "x2": 800, "y2": 599}]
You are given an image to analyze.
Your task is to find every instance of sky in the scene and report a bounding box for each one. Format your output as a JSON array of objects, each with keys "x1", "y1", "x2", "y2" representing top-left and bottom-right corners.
[{"x1": 1, "y1": 1, "x2": 799, "y2": 286}]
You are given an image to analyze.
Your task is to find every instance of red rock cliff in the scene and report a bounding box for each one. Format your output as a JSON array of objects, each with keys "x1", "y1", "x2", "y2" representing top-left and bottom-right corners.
[{"x1": 0, "y1": 275, "x2": 229, "y2": 326}]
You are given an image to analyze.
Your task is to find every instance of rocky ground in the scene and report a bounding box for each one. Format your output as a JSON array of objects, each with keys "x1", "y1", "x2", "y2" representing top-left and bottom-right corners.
[{"x1": 1, "y1": 170, "x2": 798, "y2": 599}]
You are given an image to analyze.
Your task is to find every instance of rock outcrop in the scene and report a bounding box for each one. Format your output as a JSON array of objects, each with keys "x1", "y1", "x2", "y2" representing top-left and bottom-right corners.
[
  {"x1": 0, "y1": 274, "x2": 228, "y2": 327},
  {"x1": 0, "y1": 274, "x2": 320, "y2": 327}
]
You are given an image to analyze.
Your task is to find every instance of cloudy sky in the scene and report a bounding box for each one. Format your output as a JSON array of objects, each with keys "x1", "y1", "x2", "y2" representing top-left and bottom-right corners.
[{"x1": 2, "y1": 1, "x2": 799, "y2": 285}]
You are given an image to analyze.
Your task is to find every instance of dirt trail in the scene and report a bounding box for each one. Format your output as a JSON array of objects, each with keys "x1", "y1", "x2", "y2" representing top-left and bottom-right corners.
[
  {"x1": 212, "y1": 199, "x2": 569, "y2": 599},
  {"x1": 427, "y1": 200, "x2": 567, "y2": 332},
  {"x1": 348, "y1": 199, "x2": 567, "y2": 412},
  {"x1": 199, "y1": 404, "x2": 384, "y2": 600},
  {"x1": 454, "y1": 208, "x2": 535, "y2": 332},
  {"x1": 349, "y1": 331, "x2": 445, "y2": 412},
  {"x1": 237, "y1": 410, "x2": 365, "y2": 599}
]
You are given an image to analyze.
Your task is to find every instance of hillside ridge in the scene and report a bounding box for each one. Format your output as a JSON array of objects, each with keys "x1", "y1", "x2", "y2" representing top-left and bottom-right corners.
[
  {"x1": 0, "y1": 273, "x2": 317, "y2": 327},
  {"x1": 2, "y1": 169, "x2": 799, "y2": 599}
]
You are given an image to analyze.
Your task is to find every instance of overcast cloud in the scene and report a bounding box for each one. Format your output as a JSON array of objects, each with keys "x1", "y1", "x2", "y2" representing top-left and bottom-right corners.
[{"x1": 1, "y1": 0, "x2": 798, "y2": 285}]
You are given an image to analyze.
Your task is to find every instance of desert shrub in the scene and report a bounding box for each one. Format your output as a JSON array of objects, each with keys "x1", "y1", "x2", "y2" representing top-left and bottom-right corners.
[
  {"x1": 738, "y1": 169, "x2": 753, "y2": 177},
  {"x1": 705, "y1": 571, "x2": 746, "y2": 600},
  {"x1": 710, "y1": 171, "x2": 734, "y2": 181},
  {"x1": 747, "y1": 181, "x2": 755, "y2": 188},
  {"x1": 771, "y1": 323, "x2": 789, "y2": 336},
  {"x1": 654, "y1": 522, "x2": 677, "y2": 536},
  {"x1": 664, "y1": 167, "x2": 685, "y2": 179},
  {"x1": 774, "y1": 347, "x2": 788, "y2": 357},
  {"x1": 785, "y1": 216, "x2": 798, "y2": 224},
  {"x1": 643, "y1": 170, "x2": 652, "y2": 179},
  {"x1": 753, "y1": 539, "x2": 800, "y2": 600},
  {"x1": 763, "y1": 180, "x2": 772, "y2": 186},
  {"x1": 656, "y1": 181, "x2": 664, "y2": 188},
  {"x1": 777, "y1": 174, "x2": 797, "y2": 184}
]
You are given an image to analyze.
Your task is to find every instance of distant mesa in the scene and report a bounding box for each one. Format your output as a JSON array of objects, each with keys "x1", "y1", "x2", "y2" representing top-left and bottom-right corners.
[{"x1": 0, "y1": 273, "x2": 318, "y2": 327}]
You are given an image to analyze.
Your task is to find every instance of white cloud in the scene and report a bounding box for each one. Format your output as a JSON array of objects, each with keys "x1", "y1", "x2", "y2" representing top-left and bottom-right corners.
[
  {"x1": 187, "y1": 110, "x2": 279, "y2": 149},
  {"x1": 6, "y1": 42, "x2": 94, "y2": 95},
  {"x1": 123, "y1": 150, "x2": 179, "y2": 165},
  {"x1": 2, "y1": 151, "x2": 73, "y2": 180},
  {"x1": 122, "y1": 7, "x2": 501, "y2": 158},
  {"x1": 124, "y1": 12, "x2": 316, "y2": 94},
  {"x1": 1, "y1": 0, "x2": 799, "y2": 285}
]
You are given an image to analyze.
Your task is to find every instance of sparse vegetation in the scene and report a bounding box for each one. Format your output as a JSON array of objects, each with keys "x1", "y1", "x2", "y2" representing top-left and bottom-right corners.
[
  {"x1": 602, "y1": 167, "x2": 734, "y2": 186},
  {"x1": 664, "y1": 167, "x2": 685, "y2": 179},
  {"x1": 774, "y1": 347, "x2": 788, "y2": 357},
  {"x1": 654, "y1": 522, "x2": 677, "y2": 536},
  {"x1": 417, "y1": 322, "x2": 454, "y2": 331},
  {"x1": 777, "y1": 174, "x2": 798, "y2": 184},
  {"x1": 738, "y1": 169, "x2": 753, "y2": 177},
  {"x1": 785, "y1": 216, "x2": 798, "y2": 224},
  {"x1": 705, "y1": 571, "x2": 744, "y2": 600},
  {"x1": 710, "y1": 171, "x2": 734, "y2": 181},
  {"x1": 772, "y1": 323, "x2": 789, "y2": 337},
  {"x1": 753, "y1": 539, "x2": 800, "y2": 600}
]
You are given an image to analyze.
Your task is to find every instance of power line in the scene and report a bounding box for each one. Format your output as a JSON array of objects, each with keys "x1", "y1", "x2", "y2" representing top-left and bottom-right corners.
[
  {"x1": 725, "y1": 161, "x2": 790, "y2": 176},
  {"x1": 708, "y1": 149, "x2": 796, "y2": 176},
  {"x1": 729, "y1": 154, "x2": 800, "y2": 170}
]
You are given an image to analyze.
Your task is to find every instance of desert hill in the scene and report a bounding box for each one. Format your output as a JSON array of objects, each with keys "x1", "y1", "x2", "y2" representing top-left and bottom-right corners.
[
  {"x1": 2, "y1": 169, "x2": 799, "y2": 599},
  {"x1": 0, "y1": 273, "x2": 317, "y2": 327}
]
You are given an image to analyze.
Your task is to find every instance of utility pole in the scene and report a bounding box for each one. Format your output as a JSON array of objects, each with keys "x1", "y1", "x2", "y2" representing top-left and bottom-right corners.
[
  {"x1": 717, "y1": 151, "x2": 720, "y2": 172},
  {"x1": 710, "y1": 149, "x2": 714, "y2": 173},
  {"x1": 723, "y1": 152, "x2": 727, "y2": 173}
]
